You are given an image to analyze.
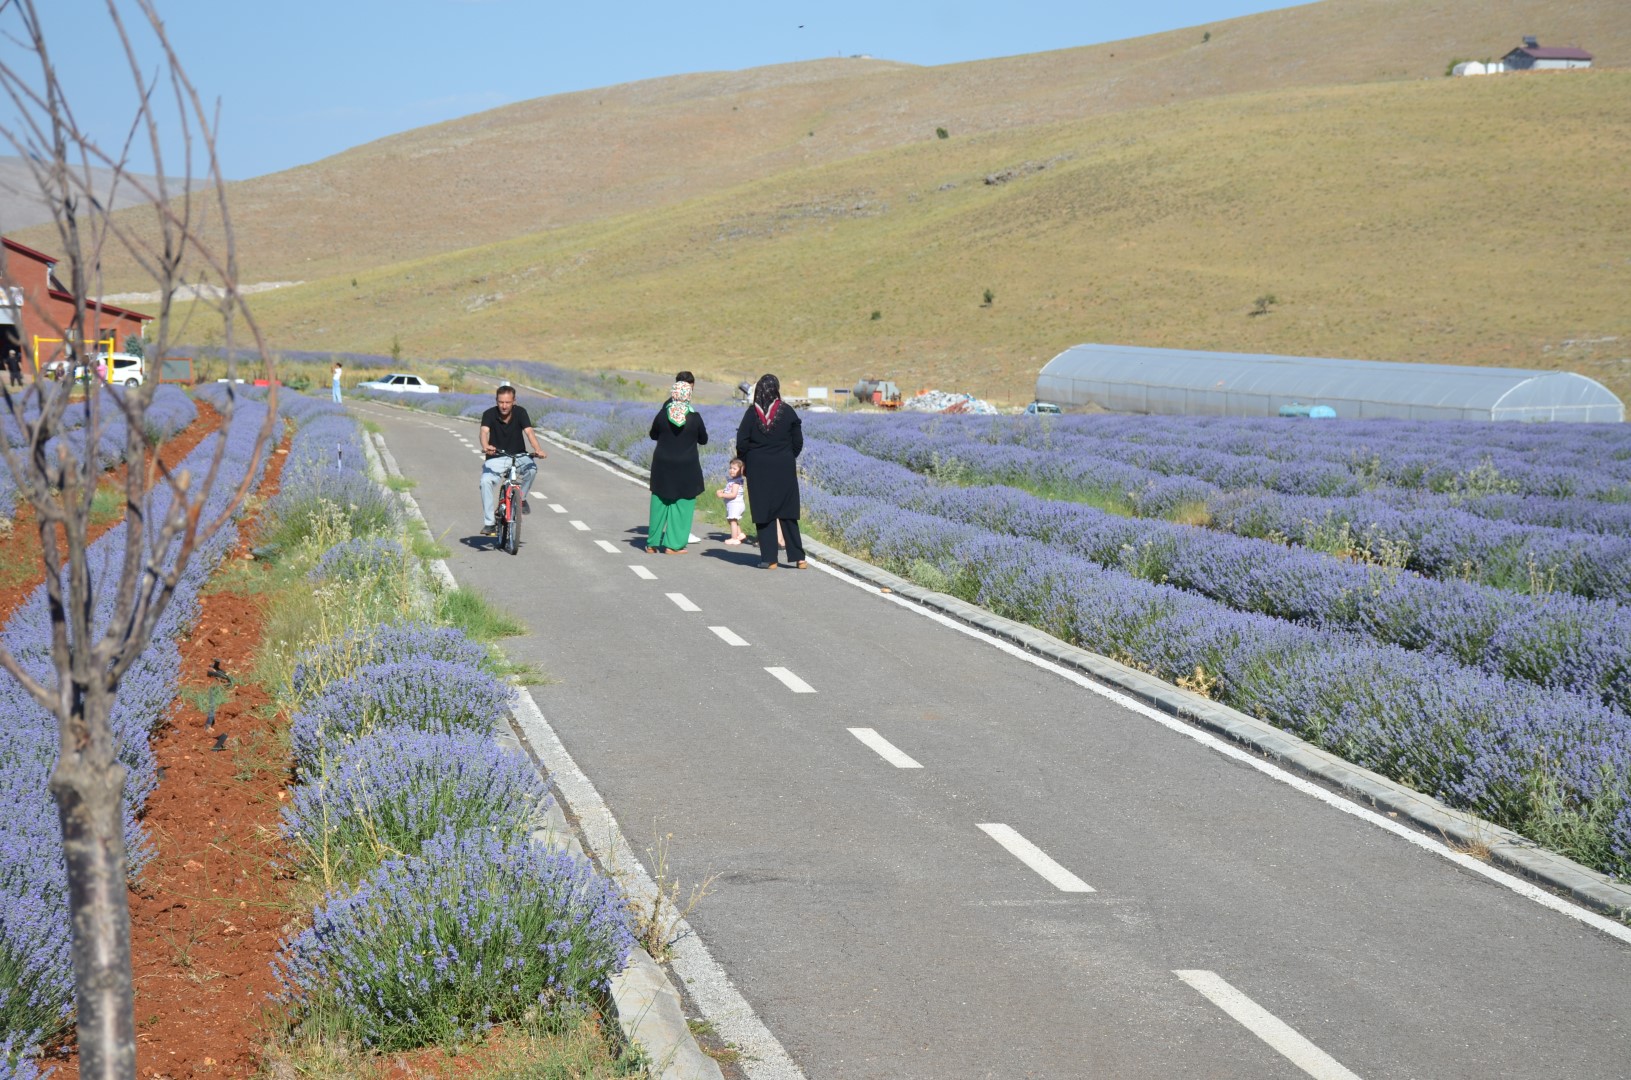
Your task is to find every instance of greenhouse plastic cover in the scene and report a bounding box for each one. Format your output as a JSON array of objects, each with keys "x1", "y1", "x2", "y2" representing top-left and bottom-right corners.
[{"x1": 1036, "y1": 345, "x2": 1624, "y2": 422}]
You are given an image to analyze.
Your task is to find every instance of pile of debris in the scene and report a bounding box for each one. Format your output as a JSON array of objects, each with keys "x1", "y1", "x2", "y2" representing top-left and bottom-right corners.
[{"x1": 903, "y1": 390, "x2": 999, "y2": 415}]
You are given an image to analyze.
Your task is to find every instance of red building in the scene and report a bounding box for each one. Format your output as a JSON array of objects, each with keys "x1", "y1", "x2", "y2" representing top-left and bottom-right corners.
[{"x1": 0, "y1": 236, "x2": 153, "y2": 372}]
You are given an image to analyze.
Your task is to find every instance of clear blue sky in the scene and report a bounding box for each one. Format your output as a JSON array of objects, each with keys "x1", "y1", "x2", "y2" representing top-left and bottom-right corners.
[{"x1": 27, "y1": 0, "x2": 1304, "y2": 180}]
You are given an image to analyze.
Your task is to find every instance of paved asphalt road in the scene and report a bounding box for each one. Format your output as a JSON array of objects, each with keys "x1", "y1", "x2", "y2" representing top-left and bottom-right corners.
[{"x1": 356, "y1": 398, "x2": 1631, "y2": 1080}]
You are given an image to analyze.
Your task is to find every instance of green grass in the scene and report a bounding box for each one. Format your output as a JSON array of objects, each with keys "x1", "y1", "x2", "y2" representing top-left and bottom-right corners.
[
  {"x1": 384, "y1": 474, "x2": 417, "y2": 493},
  {"x1": 437, "y1": 586, "x2": 527, "y2": 641},
  {"x1": 222, "y1": 71, "x2": 1630, "y2": 406}
]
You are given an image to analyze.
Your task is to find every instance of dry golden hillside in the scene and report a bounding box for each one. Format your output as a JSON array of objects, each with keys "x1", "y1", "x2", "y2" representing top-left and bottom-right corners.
[
  {"x1": 238, "y1": 71, "x2": 1631, "y2": 405},
  {"x1": 30, "y1": 0, "x2": 1626, "y2": 289}
]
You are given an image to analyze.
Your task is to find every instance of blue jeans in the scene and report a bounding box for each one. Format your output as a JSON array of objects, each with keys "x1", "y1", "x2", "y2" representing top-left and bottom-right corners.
[
  {"x1": 332, "y1": 381, "x2": 342, "y2": 403},
  {"x1": 480, "y1": 454, "x2": 536, "y2": 526}
]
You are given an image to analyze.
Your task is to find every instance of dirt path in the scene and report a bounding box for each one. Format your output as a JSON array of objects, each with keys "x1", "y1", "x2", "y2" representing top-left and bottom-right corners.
[{"x1": 41, "y1": 425, "x2": 294, "y2": 1080}]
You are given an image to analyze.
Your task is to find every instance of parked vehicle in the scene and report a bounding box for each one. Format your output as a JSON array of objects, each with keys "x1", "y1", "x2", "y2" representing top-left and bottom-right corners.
[
  {"x1": 66, "y1": 352, "x2": 145, "y2": 386},
  {"x1": 1023, "y1": 400, "x2": 1062, "y2": 415},
  {"x1": 358, "y1": 372, "x2": 440, "y2": 394},
  {"x1": 852, "y1": 378, "x2": 903, "y2": 409}
]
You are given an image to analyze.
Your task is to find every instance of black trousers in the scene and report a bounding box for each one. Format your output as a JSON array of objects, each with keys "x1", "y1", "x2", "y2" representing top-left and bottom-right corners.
[{"x1": 755, "y1": 518, "x2": 804, "y2": 565}]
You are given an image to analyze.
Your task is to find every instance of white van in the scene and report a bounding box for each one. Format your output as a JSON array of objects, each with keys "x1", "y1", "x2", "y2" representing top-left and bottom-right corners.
[{"x1": 72, "y1": 352, "x2": 146, "y2": 386}]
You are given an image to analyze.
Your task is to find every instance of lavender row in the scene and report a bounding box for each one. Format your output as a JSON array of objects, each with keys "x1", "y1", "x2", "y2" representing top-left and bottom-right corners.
[
  {"x1": 815, "y1": 412, "x2": 1631, "y2": 536},
  {"x1": 808, "y1": 415, "x2": 1631, "y2": 601},
  {"x1": 272, "y1": 438, "x2": 633, "y2": 1047},
  {"x1": 0, "y1": 386, "x2": 197, "y2": 523},
  {"x1": 801, "y1": 485, "x2": 1631, "y2": 878},
  {"x1": 0, "y1": 398, "x2": 278, "y2": 1057},
  {"x1": 802, "y1": 439, "x2": 1631, "y2": 713},
  {"x1": 1014, "y1": 412, "x2": 1631, "y2": 497}
]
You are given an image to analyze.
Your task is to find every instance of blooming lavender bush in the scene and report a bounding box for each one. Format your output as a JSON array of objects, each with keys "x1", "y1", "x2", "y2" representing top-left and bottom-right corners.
[
  {"x1": 0, "y1": 1035, "x2": 53, "y2": 1079},
  {"x1": 289, "y1": 659, "x2": 509, "y2": 773},
  {"x1": 275, "y1": 828, "x2": 633, "y2": 1051},
  {"x1": 289, "y1": 622, "x2": 491, "y2": 707},
  {"x1": 265, "y1": 411, "x2": 397, "y2": 548},
  {"x1": 282, "y1": 728, "x2": 551, "y2": 882},
  {"x1": 308, "y1": 536, "x2": 406, "y2": 583}
]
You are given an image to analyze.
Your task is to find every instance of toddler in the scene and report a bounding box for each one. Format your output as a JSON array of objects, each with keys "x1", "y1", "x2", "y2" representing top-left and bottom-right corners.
[{"x1": 717, "y1": 458, "x2": 748, "y2": 544}]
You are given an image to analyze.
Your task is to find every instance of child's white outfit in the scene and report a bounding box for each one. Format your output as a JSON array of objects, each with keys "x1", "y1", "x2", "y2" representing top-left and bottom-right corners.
[{"x1": 722, "y1": 476, "x2": 746, "y2": 522}]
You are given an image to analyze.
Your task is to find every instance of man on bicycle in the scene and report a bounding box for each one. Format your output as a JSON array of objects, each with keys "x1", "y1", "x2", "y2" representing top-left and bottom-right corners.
[{"x1": 479, "y1": 384, "x2": 547, "y2": 536}]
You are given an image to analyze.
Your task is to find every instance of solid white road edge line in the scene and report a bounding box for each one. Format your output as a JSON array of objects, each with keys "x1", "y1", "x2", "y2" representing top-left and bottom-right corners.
[
  {"x1": 541, "y1": 432, "x2": 649, "y2": 487},
  {"x1": 509, "y1": 690, "x2": 805, "y2": 1080},
  {"x1": 1174, "y1": 970, "x2": 1363, "y2": 1080},
  {"x1": 570, "y1": 520, "x2": 591, "y2": 532},
  {"x1": 667, "y1": 592, "x2": 701, "y2": 612},
  {"x1": 630, "y1": 565, "x2": 657, "y2": 581},
  {"x1": 977, "y1": 823, "x2": 1094, "y2": 892},
  {"x1": 765, "y1": 666, "x2": 816, "y2": 694},
  {"x1": 595, "y1": 540, "x2": 620, "y2": 553},
  {"x1": 848, "y1": 727, "x2": 923, "y2": 769},
  {"x1": 709, "y1": 626, "x2": 750, "y2": 647},
  {"x1": 807, "y1": 558, "x2": 1631, "y2": 945}
]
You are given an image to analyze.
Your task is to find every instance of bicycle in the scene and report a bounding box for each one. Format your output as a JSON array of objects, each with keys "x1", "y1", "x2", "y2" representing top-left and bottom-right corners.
[{"x1": 493, "y1": 453, "x2": 532, "y2": 555}]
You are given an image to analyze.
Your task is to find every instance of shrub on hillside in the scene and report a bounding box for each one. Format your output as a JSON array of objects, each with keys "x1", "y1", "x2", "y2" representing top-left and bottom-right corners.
[
  {"x1": 290, "y1": 658, "x2": 508, "y2": 773},
  {"x1": 275, "y1": 828, "x2": 634, "y2": 1050},
  {"x1": 283, "y1": 728, "x2": 551, "y2": 882}
]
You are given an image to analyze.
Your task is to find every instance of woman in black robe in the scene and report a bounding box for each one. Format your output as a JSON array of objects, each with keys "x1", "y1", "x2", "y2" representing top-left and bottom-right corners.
[
  {"x1": 736, "y1": 373, "x2": 805, "y2": 569},
  {"x1": 647, "y1": 376, "x2": 708, "y2": 552}
]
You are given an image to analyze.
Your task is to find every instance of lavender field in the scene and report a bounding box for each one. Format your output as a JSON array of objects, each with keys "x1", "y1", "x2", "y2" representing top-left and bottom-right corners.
[{"x1": 362, "y1": 390, "x2": 1631, "y2": 880}]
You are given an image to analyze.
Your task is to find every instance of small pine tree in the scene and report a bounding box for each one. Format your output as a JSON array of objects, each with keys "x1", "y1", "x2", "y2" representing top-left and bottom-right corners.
[{"x1": 935, "y1": 127, "x2": 949, "y2": 139}]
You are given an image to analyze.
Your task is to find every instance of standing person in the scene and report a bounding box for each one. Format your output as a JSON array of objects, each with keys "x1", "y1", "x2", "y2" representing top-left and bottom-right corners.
[
  {"x1": 331, "y1": 361, "x2": 343, "y2": 403},
  {"x1": 479, "y1": 384, "x2": 547, "y2": 536},
  {"x1": 717, "y1": 457, "x2": 748, "y2": 545},
  {"x1": 647, "y1": 373, "x2": 708, "y2": 553},
  {"x1": 4, "y1": 346, "x2": 21, "y2": 388},
  {"x1": 736, "y1": 373, "x2": 805, "y2": 570}
]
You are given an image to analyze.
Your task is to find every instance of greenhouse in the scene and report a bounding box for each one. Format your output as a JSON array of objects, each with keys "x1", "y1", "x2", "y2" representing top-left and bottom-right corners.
[{"x1": 1035, "y1": 344, "x2": 1625, "y2": 422}]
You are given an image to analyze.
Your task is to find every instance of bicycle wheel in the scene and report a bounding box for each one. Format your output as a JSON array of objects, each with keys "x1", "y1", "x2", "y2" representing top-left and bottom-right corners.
[{"x1": 504, "y1": 487, "x2": 521, "y2": 554}]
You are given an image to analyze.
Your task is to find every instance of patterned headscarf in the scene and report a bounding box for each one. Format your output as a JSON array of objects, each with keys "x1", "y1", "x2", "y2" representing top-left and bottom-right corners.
[
  {"x1": 665, "y1": 380, "x2": 693, "y2": 428},
  {"x1": 752, "y1": 374, "x2": 781, "y2": 430}
]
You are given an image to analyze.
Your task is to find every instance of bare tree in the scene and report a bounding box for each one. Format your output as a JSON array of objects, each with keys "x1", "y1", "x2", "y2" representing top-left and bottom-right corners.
[{"x1": 0, "y1": 2, "x2": 276, "y2": 1077}]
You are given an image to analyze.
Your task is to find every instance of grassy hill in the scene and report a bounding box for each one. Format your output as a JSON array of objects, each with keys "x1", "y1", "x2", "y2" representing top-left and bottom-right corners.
[
  {"x1": 238, "y1": 70, "x2": 1631, "y2": 405},
  {"x1": 30, "y1": 0, "x2": 1626, "y2": 291}
]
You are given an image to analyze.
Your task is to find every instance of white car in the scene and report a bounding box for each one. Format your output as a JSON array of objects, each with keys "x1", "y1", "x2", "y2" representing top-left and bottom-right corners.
[
  {"x1": 358, "y1": 372, "x2": 440, "y2": 394},
  {"x1": 67, "y1": 353, "x2": 145, "y2": 386}
]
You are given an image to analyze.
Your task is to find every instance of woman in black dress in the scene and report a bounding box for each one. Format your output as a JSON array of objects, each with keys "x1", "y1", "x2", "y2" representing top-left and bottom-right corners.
[
  {"x1": 736, "y1": 373, "x2": 805, "y2": 569},
  {"x1": 647, "y1": 374, "x2": 708, "y2": 553}
]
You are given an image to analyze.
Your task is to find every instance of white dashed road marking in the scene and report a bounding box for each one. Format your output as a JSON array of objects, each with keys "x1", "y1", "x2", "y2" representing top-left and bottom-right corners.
[
  {"x1": 570, "y1": 520, "x2": 591, "y2": 531},
  {"x1": 595, "y1": 540, "x2": 620, "y2": 553},
  {"x1": 977, "y1": 824, "x2": 1094, "y2": 893},
  {"x1": 1174, "y1": 971, "x2": 1363, "y2": 1080},
  {"x1": 765, "y1": 667, "x2": 815, "y2": 694},
  {"x1": 549, "y1": 503, "x2": 567, "y2": 514},
  {"x1": 709, "y1": 626, "x2": 750, "y2": 647},
  {"x1": 667, "y1": 593, "x2": 700, "y2": 612},
  {"x1": 630, "y1": 565, "x2": 657, "y2": 581},
  {"x1": 531, "y1": 490, "x2": 547, "y2": 499},
  {"x1": 848, "y1": 728, "x2": 923, "y2": 769}
]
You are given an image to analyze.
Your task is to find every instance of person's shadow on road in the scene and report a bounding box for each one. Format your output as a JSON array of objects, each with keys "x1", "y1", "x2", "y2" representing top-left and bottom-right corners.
[
  {"x1": 700, "y1": 547, "x2": 761, "y2": 567},
  {"x1": 457, "y1": 534, "x2": 497, "y2": 551}
]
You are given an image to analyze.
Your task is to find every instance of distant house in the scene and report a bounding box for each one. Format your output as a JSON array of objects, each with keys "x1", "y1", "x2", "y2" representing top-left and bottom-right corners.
[
  {"x1": 1502, "y1": 38, "x2": 1593, "y2": 70},
  {"x1": 0, "y1": 236, "x2": 153, "y2": 371}
]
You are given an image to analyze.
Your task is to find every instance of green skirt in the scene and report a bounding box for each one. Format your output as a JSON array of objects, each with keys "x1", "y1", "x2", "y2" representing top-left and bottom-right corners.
[{"x1": 648, "y1": 494, "x2": 696, "y2": 550}]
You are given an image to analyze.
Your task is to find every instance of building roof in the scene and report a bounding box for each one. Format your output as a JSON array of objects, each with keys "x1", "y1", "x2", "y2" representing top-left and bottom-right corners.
[
  {"x1": 3, "y1": 236, "x2": 59, "y2": 264},
  {"x1": 4, "y1": 235, "x2": 153, "y2": 322},
  {"x1": 1507, "y1": 45, "x2": 1593, "y2": 60}
]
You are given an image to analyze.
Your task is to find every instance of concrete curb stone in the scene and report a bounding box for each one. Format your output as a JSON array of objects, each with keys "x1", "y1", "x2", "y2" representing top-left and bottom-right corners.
[
  {"x1": 545, "y1": 428, "x2": 1631, "y2": 926},
  {"x1": 361, "y1": 408, "x2": 725, "y2": 1079}
]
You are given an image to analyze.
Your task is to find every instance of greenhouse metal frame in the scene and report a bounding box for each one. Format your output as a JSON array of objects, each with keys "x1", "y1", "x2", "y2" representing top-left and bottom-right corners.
[{"x1": 1036, "y1": 345, "x2": 1624, "y2": 422}]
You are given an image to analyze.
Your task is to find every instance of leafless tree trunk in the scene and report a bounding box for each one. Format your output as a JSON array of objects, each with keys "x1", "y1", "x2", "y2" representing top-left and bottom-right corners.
[{"x1": 0, "y1": 3, "x2": 276, "y2": 1077}]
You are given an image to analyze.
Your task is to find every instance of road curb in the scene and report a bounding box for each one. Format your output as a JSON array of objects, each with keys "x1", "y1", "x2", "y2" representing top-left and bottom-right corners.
[
  {"x1": 544, "y1": 429, "x2": 1631, "y2": 927},
  {"x1": 362, "y1": 414, "x2": 727, "y2": 1078}
]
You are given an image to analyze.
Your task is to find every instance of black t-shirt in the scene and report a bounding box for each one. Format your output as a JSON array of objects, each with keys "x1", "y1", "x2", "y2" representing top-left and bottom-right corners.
[{"x1": 481, "y1": 404, "x2": 533, "y2": 456}]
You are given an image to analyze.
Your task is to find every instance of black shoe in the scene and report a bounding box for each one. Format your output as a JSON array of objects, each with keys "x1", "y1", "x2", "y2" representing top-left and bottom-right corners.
[
  {"x1": 522, "y1": 500, "x2": 531, "y2": 515},
  {"x1": 481, "y1": 524, "x2": 497, "y2": 536}
]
